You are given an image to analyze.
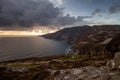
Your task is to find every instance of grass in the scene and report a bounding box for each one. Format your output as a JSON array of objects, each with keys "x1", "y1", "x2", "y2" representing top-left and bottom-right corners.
[
  {"x1": 0, "y1": 54, "x2": 112, "y2": 70},
  {"x1": 58, "y1": 54, "x2": 89, "y2": 60},
  {"x1": 0, "y1": 54, "x2": 113, "y2": 80}
]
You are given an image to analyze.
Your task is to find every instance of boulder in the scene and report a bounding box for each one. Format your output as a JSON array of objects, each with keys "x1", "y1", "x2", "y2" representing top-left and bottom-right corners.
[
  {"x1": 49, "y1": 59, "x2": 63, "y2": 63},
  {"x1": 106, "y1": 52, "x2": 120, "y2": 69},
  {"x1": 114, "y1": 52, "x2": 120, "y2": 69},
  {"x1": 106, "y1": 60, "x2": 115, "y2": 69}
]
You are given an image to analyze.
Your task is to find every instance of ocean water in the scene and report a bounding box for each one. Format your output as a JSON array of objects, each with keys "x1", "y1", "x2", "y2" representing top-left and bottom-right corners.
[{"x1": 0, "y1": 36, "x2": 70, "y2": 61}]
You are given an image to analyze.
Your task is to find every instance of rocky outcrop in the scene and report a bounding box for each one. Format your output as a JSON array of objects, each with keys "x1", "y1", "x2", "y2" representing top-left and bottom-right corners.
[
  {"x1": 72, "y1": 33, "x2": 120, "y2": 56},
  {"x1": 51, "y1": 66, "x2": 120, "y2": 80},
  {"x1": 106, "y1": 33, "x2": 120, "y2": 54},
  {"x1": 114, "y1": 52, "x2": 120, "y2": 69},
  {"x1": 71, "y1": 42, "x2": 107, "y2": 55},
  {"x1": 50, "y1": 51, "x2": 120, "y2": 80},
  {"x1": 0, "y1": 53, "x2": 120, "y2": 80},
  {"x1": 106, "y1": 52, "x2": 120, "y2": 70}
]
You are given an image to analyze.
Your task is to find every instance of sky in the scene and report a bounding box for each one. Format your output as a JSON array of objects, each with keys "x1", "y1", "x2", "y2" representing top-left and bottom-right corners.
[
  {"x1": 53, "y1": 0, "x2": 120, "y2": 25},
  {"x1": 0, "y1": 0, "x2": 120, "y2": 35}
]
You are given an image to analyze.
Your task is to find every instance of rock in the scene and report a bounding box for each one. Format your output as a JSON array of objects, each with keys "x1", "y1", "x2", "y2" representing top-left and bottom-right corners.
[
  {"x1": 100, "y1": 38, "x2": 112, "y2": 44},
  {"x1": 106, "y1": 33, "x2": 120, "y2": 54},
  {"x1": 111, "y1": 75, "x2": 120, "y2": 80},
  {"x1": 52, "y1": 66, "x2": 120, "y2": 80},
  {"x1": 106, "y1": 52, "x2": 120, "y2": 70},
  {"x1": 114, "y1": 52, "x2": 120, "y2": 69},
  {"x1": 0, "y1": 66, "x2": 7, "y2": 72},
  {"x1": 49, "y1": 59, "x2": 63, "y2": 64},
  {"x1": 106, "y1": 60, "x2": 115, "y2": 70},
  {"x1": 7, "y1": 67, "x2": 28, "y2": 73}
]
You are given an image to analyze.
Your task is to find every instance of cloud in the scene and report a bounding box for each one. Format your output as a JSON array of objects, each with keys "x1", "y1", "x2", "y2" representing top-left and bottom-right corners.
[
  {"x1": 0, "y1": 0, "x2": 61, "y2": 27},
  {"x1": 0, "y1": 0, "x2": 90, "y2": 28},
  {"x1": 92, "y1": 3, "x2": 120, "y2": 16},
  {"x1": 0, "y1": 0, "x2": 90, "y2": 27},
  {"x1": 109, "y1": 3, "x2": 120, "y2": 14},
  {"x1": 49, "y1": 0, "x2": 64, "y2": 7},
  {"x1": 92, "y1": 8, "x2": 105, "y2": 16}
]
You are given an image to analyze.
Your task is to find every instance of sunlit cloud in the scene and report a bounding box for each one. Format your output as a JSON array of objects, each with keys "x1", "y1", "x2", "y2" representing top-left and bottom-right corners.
[
  {"x1": 0, "y1": 26, "x2": 59, "y2": 36},
  {"x1": 0, "y1": 30, "x2": 58, "y2": 36},
  {"x1": 49, "y1": 0, "x2": 64, "y2": 7}
]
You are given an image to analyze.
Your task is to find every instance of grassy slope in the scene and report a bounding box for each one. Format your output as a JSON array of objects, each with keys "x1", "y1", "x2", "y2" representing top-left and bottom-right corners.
[{"x1": 0, "y1": 54, "x2": 112, "y2": 80}]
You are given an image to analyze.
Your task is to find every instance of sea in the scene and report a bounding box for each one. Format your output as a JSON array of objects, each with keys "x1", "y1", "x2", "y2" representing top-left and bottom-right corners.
[{"x1": 0, "y1": 36, "x2": 70, "y2": 61}]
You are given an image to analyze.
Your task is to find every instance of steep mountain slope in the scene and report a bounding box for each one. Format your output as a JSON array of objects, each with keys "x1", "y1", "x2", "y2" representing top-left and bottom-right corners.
[
  {"x1": 42, "y1": 25, "x2": 95, "y2": 43},
  {"x1": 42, "y1": 25, "x2": 120, "y2": 56},
  {"x1": 106, "y1": 33, "x2": 120, "y2": 54},
  {"x1": 72, "y1": 33, "x2": 120, "y2": 56},
  {"x1": 42, "y1": 25, "x2": 120, "y2": 43}
]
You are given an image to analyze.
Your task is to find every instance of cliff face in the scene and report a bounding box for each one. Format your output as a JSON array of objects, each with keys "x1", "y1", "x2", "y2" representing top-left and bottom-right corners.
[
  {"x1": 43, "y1": 25, "x2": 120, "y2": 43},
  {"x1": 42, "y1": 25, "x2": 120, "y2": 56},
  {"x1": 72, "y1": 30, "x2": 120, "y2": 57},
  {"x1": 42, "y1": 26, "x2": 95, "y2": 43},
  {"x1": 105, "y1": 33, "x2": 120, "y2": 54},
  {"x1": 72, "y1": 33, "x2": 120, "y2": 56}
]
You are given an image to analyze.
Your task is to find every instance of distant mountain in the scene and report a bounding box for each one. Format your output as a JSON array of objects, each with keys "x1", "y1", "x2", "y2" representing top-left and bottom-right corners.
[
  {"x1": 42, "y1": 25, "x2": 120, "y2": 43},
  {"x1": 42, "y1": 25, "x2": 120, "y2": 56},
  {"x1": 42, "y1": 25, "x2": 95, "y2": 43}
]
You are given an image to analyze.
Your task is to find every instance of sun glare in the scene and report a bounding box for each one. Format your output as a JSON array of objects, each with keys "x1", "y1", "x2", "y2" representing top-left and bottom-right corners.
[{"x1": 0, "y1": 30, "x2": 57, "y2": 36}]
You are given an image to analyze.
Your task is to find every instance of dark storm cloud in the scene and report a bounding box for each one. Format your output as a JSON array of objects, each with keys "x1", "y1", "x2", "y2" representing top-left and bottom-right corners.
[
  {"x1": 92, "y1": 3, "x2": 120, "y2": 16},
  {"x1": 54, "y1": 14, "x2": 92, "y2": 26},
  {"x1": 92, "y1": 8, "x2": 105, "y2": 16},
  {"x1": 77, "y1": 16, "x2": 92, "y2": 19},
  {"x1": 0, "y1": 0, "x2": 61, "y2": 26},
  {"x1": 0, "y1": 0, "x2": 89, "y2": 27},
  {"x1": 109, "y1": 3, "x2": 120, "y2": 14}
]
